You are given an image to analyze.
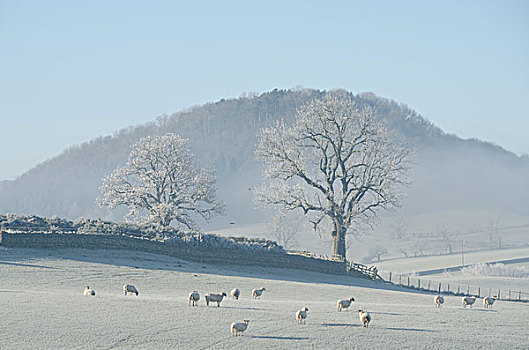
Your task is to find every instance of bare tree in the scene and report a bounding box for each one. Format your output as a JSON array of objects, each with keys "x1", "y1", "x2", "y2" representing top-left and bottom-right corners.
[
  {"x1": 256, "y1": 93, "x2": 412, "y2": 259},
  {"x1": 362, "y1": 245, "x2": 388, "y2": 263},
  {"x1": 267, "y1": 211, "x2": 299, "y2": 250},
  {"x1": 392, "y1": 216, "x2": 409, "y2": 240},
  {"x1": 98, "y1": 134, "x2": 224, "y2": 230},
  {"x1": 488, "y1": 217, "x2": 502, "y2": 249},
  {"x1": 413, "y1": 240, "x2": 425, "y2": 257},
  {"x1": 437, "y1": 223, "x2": 454, "y2": 254},
  {"x1": 399, "y1": 248, "x2": 409, "y2": 258}
]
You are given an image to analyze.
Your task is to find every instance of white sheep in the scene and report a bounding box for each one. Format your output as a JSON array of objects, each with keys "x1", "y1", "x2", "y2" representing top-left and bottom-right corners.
[
  {"x1": 434, "y1": 295, "x2": 444, "y2": 308},
  {"x1": 358, "y1": 310, "x2": 371, "y2": 328},
  {"x1": 205, "y1": 292, "x2": 227, "y2": 307},
  {"x1": 483, "y1": 296, "x2": 496, "y2": 309},
  {"x1": 337, "y1": 297, "x2": 355, "y2": 311},
  {"x1": 252, "y1": 287, "x2": 266, "y2": 299},
  {"x1": 462, "y1": 296, "x2": 476, "y2": 308},
  {"x1": 188, "y1": 291, "x2": 200, "y2": 306},
  {"x1": 296, "y1": 307, "x2": 309, "y2": 324},
  {"x1": 231, "y1": 288, "x2": 240, "y2": 300},
  {"x1": 231, "y1": 320, "x2": 250, "y2": 336},
  {"x1": 83, "y1": 286, "x2": 95, "y2": 296},
  {"x1": 123, "y1": 284, "x2": 139, "y2": 296}
]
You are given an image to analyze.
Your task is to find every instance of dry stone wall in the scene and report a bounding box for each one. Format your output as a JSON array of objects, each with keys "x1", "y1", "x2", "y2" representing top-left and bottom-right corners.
[{"x1": 0, "y1": 231, "x2": 359, "y2": 277}]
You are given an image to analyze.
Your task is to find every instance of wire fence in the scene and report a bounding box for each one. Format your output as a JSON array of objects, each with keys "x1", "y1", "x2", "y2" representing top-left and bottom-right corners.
[{"x1": 378, "y1": 271, "x2": 529, "y2": 303}]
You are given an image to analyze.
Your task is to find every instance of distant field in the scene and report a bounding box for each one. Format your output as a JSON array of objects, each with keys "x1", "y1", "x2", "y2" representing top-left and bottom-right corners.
[
  {"x1": 1, "y1": 247, "x2": 529, "y2": 349},
  {"x1": 375, "y1": 247, "x2": 529, "y2": 274}
]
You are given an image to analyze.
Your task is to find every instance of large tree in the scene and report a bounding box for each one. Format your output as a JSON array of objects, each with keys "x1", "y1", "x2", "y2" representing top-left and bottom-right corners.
[
  {"x1": 256, "y1": 93, "x2": 412, "y2": 259},
  {"x1": 98, "y1": 133, "x2": 224, "y2": 230}
]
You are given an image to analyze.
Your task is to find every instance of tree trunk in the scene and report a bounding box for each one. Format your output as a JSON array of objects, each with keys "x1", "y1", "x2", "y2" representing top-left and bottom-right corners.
[{"x1": 333, "y1": 227, "x2": 347, "y2": 260}]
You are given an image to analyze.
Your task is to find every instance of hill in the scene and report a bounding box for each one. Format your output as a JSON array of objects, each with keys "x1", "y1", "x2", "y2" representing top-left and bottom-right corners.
[{"x1": 1, "y1": 88, "x2": 528, "y2": 251}]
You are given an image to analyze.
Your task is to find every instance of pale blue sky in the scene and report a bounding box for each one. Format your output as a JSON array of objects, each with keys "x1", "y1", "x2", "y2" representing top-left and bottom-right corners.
[{"x1": 1, "y1": 0, "x2": 528, "y2": 180}]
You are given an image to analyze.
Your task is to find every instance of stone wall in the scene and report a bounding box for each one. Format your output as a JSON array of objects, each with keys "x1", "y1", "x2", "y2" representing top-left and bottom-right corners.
[{"x1": 0, "y1": 231, "x2": 360, "y2": 277}]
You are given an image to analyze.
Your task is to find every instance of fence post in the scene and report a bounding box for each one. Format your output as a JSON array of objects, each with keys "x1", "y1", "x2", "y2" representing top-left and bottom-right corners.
[
  {"x1": 478, "y1": 287, "x2": 480, "y2": 297},
  {"x1": 438, "y1": 283, "x2": 441, "y2": 293},
  {"x1": 519, "y1": 291, "x2": 522, "y2": 301},
  {"x1": 509, "y1": 290, "x2": 511, "y2": 300},
  {"x1": 407, "y1": 276, "x2": 410, "y2": 287},
  {"x1": 447, "y1": 284, "x2": 450, "y2": 292},
  {"x1": 418, "y1": 279, "x2": 420, "y2": 289},
  {"x1": 457, "y1": 285, "x2": 460, "y2": 294},
  {"x1": 467, "y1": 286, "x2": 470, "y2": 295},
  {"x1": 497, "y1": 290, "x2": 500, "y2": 300},
  {"x1": 399, "y1": 275, "x2": 402, "y2": 286},
  {"x1": 389, "y1": 272, "x2": 392, "y2": 283},
  {"x1": 428, "y1": 281, "x2": 431, "y2": 291}
]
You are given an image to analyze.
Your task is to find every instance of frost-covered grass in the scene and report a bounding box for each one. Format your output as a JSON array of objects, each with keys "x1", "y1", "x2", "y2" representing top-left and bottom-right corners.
[
  {"x1": 461, "y1": 263, "x2": 529, "y2": 278},
  {"x1": 375, "y1": 247, "x2": 529, "y2": 274},
  {"x1": 1, "y1": 247, "x2": 529, "y2": 349},
  {"x1": 426, "y1": 273, "x2": 529, "y2": 297}
]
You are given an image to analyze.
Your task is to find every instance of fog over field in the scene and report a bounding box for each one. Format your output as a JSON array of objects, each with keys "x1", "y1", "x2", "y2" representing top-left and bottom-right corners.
[{"x1": 1, "y1": 247, "x2": 528, "y2": 350}]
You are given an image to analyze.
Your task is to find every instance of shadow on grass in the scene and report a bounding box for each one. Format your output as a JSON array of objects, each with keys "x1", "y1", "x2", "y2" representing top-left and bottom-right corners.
[
  {"x1": 219, "y1": 306, "x2": 267, "y2": 311},
  {"x1": 321, "y1": 323, "x2": 360, "y2": 328},
  {"x1": 0, "y1": 261, "x2": 57, "y2": 269},
  {"x1": 386, "y1": 327, "x2": 437, "y2": 332},
  {"x1": 463, "y1": 308, "x2": 498, "y2": 313},
  {"x1": 252, "y1": 335, "x2": 309, "y2": 340},
  {"x1": 369, "y1": 311, "x2": 404, "y2": 316},
  {"x1": 0, "y1": 247, "x2": 439, "y2": 295}
]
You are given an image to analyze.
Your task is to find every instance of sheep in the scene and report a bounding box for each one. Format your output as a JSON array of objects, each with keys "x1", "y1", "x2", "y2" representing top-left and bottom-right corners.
[
  {"x1": 123, "y1": 284, "x2": 139, "y2": 296},
  {"x1": 337, "y1": 297, "x2": 355, "y2": 311},
  {"x1": 231, "y1": 320, "x2": 250, "y2": 336},
  {"x1": 231, "y1": 288, "x2": 240, "y2": 300},
  {"x1": 358, "y1": 310, "x2": 371, "y2": 328},
  {"x1": 83, "y1": 286, "x2": 95, "y2": 296},
  {"x1": 462, "y1": 296, "x2": 476, "y2": 308},
  {"x1": 252, "y1": 287, "x2": 266, "y2": 299},
  {"x1": 296, "y1": 307, "x2": 309, "y2": 324},
  {"x1": 205, "y1": 292, "x2": 227, "y2": 307},
  {"x1": 483, "y1": 296, "x2": 496, "y2": 309},
  {"x1": 434, "y1": 295, "x2": 444, "y2": 308},
  {"x1": 188, "y1": 291, "x2": 200, "y2": 306}
]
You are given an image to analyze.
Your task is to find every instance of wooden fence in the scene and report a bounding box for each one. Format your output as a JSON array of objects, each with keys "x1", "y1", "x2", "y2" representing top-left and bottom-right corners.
[{"x1": 379, "y1": 271, "x2": 529, "y2": 303}]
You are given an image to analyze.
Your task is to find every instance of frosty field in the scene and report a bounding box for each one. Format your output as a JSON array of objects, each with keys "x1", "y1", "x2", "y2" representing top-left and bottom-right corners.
[
  {"x1": 374, "y1": 247, "x2": 529, "y2": 274},
  {"x1": 1, "y1": 247, "x2": 529, "y2": 349}
]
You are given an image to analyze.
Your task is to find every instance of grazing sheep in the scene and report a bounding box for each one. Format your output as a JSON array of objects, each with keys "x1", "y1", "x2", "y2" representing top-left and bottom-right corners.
[
  {"x1": 483, "y1": 296, "x2": 496, "y2": 309},
  {"x1": 231, "y1": 320, "x2": 250, "y2": 336},
  {"x1": 188, "y1": 291, "x2": 200, "y2": 306},
  {"x1": 434, "y1": 295, "x2": 444, "y2": 308},
  {"x1": 358, "y1": 310, "x2": 371, "y2": 328},
  {"x1": 205, "y1": 292, "x2": 227, "y2": 307},
  {"x1": 123, "y1": 284, "x2": 139, "y2": 296},
  {"x1": 83, "y1": 286, "x2": 95, "y2": 296},
  {"x1": 231, "y1": 288, "x2": 240, "y2": 300},
  {"x1": 337, "y1": 297, "x2": 355, "y2": 311},
  {"x1": 252, "y1": 287, "x2": 266, "y2": 299},
  {"x1": 296, "y1": 307, "x2": 309, "y2": 324},
  {"x1": 462, "y1": 296, "x2": 476, "y2": 308}
]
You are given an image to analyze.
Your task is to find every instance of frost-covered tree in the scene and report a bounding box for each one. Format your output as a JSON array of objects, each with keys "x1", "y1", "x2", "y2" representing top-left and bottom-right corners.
[
  {"x1": 98, "y1": 134, "x2": 224, "y2": 230},
  {"x1": 363, "y1": 245, "x2": 389, "y2": 263},
  {"x1": 267, "y1": 211, "x2": 299, "y2": 250},
  {"x1": 256, "y1": 93, "x2": 412, "y2": 259},
  {"x1": 436, "y1": 223, "x2": 454, "y2": 254}
]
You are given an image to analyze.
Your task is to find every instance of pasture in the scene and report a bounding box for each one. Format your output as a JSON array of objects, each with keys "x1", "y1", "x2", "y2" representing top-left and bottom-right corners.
[{"x1": 1, "y1": 247, "x2": 528, "y2": 349}]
